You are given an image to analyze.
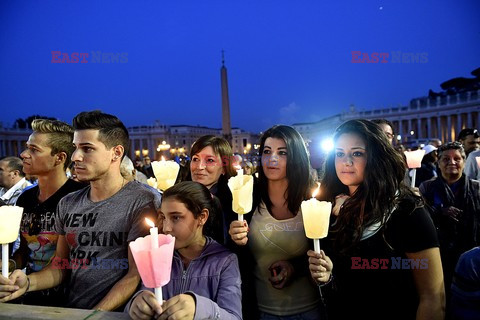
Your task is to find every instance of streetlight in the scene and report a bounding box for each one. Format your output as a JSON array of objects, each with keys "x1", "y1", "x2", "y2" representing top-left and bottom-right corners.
[{"x1": 157, "y1": 141, "x2": 170, "y2": 159}]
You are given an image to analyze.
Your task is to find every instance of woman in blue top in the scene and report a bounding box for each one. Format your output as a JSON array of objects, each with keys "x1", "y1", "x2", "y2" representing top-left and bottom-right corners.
[{"x1": 126, "y1": 181, "x2": 242, "y2": 320}]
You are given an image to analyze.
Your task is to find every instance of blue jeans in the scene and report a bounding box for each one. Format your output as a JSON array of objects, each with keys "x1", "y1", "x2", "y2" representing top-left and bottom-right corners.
[{"x1": 259, "y1": 306, "x2": 324, "y2": 320}]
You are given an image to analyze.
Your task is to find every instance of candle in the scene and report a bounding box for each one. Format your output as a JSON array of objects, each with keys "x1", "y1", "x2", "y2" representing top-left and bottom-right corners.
[
  {"x1": 236, "y1": 169, "x2": 244, "y2": 221},
  {"x1": 130, "y1": 234, "x2": 176, "y2": 305},
  {"x1": 404, "y1": 150, "x2": 425, "y2": 188},
  {"x1": 301, "y1": 184, "x2": 332, "y2": 253},
  {"x1": 2, "y1": 244, "x2": 7, "y2": 278},
  {"x1": 0, "y1": 206, "x2": 24, "y2": 277},
  {"x1": 228, "y1": 169, "x2": 253, "y2": 222},
  {"x1": 145, "y1": 218, "x2": 159, "y2": 249},
  {"x1": 145, "y1": 218, "x2": 161, "y2": 302},
  {"x1": 151, "y1": 157, "x2": 180, "y2": 191}
]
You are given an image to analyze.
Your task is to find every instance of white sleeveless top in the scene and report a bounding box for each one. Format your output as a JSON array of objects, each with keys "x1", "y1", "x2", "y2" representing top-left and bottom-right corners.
[{"x1": 248, "y1": 202, "x2": 320, "y2": 315}]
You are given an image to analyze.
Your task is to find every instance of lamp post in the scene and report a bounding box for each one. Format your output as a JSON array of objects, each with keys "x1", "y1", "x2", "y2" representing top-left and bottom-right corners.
[{"x1": 157, "y1": 141, "x2": 171, "y2": 159}]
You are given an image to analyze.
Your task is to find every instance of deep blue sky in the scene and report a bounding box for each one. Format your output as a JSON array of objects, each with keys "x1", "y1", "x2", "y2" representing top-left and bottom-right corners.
[{"x1": 1, "y1": 0, "x2": 479, "y2": 132}]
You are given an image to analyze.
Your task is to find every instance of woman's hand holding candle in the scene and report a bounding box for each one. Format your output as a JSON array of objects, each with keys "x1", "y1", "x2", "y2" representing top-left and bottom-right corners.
[
  {"x1": 307, "y1": 250, "x2": 333, "y2": 285},
  {"x1": 228, "y1": 220, "x2": 249, "y2": 246}
]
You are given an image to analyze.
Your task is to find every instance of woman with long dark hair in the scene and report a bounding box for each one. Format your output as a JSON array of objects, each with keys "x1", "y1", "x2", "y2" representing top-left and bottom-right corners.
[
  {"x1": 229, "y1": 125, "x2": 332, "y2": 319},
  {"x1": 311, "y1": 119, "x2": 444, "y2": 319}
]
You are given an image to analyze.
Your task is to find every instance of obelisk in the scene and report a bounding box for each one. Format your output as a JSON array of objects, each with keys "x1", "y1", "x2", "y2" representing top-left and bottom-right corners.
[{"x1": 220, "y1": 50, "x2": 232, "y2": 145}]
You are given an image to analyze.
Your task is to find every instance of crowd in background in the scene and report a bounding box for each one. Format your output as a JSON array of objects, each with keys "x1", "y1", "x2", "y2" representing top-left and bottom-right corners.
[{"x1": 0, "y1": 112, "x2": 479, "y2": 320}]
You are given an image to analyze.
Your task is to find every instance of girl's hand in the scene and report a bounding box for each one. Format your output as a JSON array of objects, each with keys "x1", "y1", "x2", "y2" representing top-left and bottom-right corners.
[
  {"x1": 268, "y1": 260, "x2": 294, "y2": 289},
  {"x1": 229, "y1": 220, "x2": 249, "y2": 246},
  {"x1": 332, "y1": 194, "x2": 349, "y2": 216},
  {"x1": 307, "y1": 250, "x2": 333, "y2": 284},
  {"x1": 158, "y1": 294, "x2": 195, "y2": 320},
  {"x1": 129, "y1": 291, "x2": 162, "y2": 320}
]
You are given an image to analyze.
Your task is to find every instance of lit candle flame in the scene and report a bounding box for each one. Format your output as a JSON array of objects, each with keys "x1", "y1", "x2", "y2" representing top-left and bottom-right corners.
[
  {"x1": 312, "y1": 182, "x2": 321, "y2": 198},
  {"x1": 145, "y1": 218, "x2": 155, "y2": 228}
]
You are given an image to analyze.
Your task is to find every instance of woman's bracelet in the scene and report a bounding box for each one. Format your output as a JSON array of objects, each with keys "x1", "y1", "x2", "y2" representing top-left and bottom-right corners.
[{"x1": 318, "y1": 273, "x2": 333, "y2": 287}]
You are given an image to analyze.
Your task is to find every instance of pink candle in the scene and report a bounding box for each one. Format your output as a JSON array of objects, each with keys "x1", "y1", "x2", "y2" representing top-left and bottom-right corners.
[{"x1": 404, "y1": 150, "x2": 425, "y2": 169}]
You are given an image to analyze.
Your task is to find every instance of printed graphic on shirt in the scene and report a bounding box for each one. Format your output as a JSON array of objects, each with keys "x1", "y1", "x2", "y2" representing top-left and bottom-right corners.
[
  {"x1": 62, "y1": 211, "x2": 129, "y2": 262},
  {"x1": 21, "y1": 211, "x2": 58, "y2": 272}
]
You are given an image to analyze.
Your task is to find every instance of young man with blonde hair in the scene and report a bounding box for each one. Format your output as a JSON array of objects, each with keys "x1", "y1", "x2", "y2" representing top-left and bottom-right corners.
[{"x1": 12, "y1": 119, "x2": 84, "y2": 306}]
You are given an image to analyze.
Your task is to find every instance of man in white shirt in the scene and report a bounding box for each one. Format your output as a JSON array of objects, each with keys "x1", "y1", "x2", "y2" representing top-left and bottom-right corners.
[
  {"x1": 0, "y1": 156, "x2": 32, "y2": 256},
  {"x1": 0, "y1": 157, "x2": 32, "y2": 206},
  {"x1": 464, "y1": 149, "x2": 480, "y2": 180}
]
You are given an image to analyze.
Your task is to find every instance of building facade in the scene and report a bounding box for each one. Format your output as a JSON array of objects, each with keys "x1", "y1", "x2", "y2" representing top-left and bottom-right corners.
[
  {"x1": 293, "y1": 89, "x2": 480, "y2": 148},
  {"x1": 2, "y1": 90, "x2": 479, "y2": 159}
]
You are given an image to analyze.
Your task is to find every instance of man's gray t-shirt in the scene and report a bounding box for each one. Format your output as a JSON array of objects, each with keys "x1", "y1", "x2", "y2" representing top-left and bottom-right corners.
[{"x1": 55, "y1": 181, "x2": 161, "y2": 309}]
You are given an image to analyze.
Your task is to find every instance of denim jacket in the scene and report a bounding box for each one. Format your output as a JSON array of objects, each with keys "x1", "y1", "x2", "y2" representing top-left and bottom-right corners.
[{"x1": 126, "y1": 237, "x2": 242, "y2": 320}]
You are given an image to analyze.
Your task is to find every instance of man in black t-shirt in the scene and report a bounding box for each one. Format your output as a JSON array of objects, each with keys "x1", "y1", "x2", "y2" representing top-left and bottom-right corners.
[{"x1": 13, "y1": 119, "x2": 84, "y2": 306}]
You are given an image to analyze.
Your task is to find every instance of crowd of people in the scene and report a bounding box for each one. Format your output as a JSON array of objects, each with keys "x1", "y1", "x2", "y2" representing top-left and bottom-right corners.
[{"x1": 0, "y1": 111, "x2": 479, "y2": 320}]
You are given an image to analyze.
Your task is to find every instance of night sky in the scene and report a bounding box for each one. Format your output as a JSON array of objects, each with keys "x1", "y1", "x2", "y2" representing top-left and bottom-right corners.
[{"x1": 1, "y1": 0, "x2": 479, "y2": 132}]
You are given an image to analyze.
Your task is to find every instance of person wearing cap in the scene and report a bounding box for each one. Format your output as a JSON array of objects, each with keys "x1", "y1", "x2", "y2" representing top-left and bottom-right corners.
[
  {"x1": 458, "y1": 128, "x2": 480, "y2": 157},
  {"x1": 415, "y1": 144, "x2": 438, "y2": 187},
  {"x1": 419, "y1": 142, "x2": 480, "y2": 302}
]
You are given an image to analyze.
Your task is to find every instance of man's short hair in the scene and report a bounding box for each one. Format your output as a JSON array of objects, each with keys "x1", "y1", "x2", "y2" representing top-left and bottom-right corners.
[
  {"x1": 458, "y1": 128, "x2": 479, "y2": 141},
  {"x1": 372, "y1": 119, "x2": 395, "y2": 136},
  {"x1": 1, "y1": 157, "x2": 25, "y2": 177},
  {"x1": 31, "y1": 119, "x2": 75, "y2": 170},
  {"x1": 72, "y1": 111, "x2": 129, "y2": 156}
]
